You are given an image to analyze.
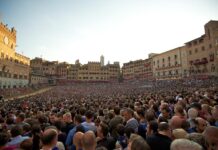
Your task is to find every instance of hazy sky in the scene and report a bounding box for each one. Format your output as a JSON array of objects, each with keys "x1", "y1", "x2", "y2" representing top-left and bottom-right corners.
[{"x1": 0, "y1": 0, "x2": 218, "y2": 65}]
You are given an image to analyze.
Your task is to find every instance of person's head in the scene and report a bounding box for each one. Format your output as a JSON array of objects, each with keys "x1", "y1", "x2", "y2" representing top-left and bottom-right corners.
[
  {"x1": 73, "y1": 132, "x2": 84, "y2": 150},
  {"x1": 41, "y1": 128, "x2": 58, "y2": 148},
  {"x1": 160, "y1": 102, "x2": 169, "y2": 112},
  {"x1": 82, "y1": 131, "x2": 96, "y2": 150},
  {"x1": 194, "y1": 117, "x2": 207, "y2": 133},
  {"x1": 124, "y1": 127, "x2": 135, "y2": 139},
  {"x1": 186, "y1": 133, "x2": 207, "y2": 149},
  {"x1": 31, "y1": 124, "x2": 42, "y2": 150},
  {"x1": 63, "y1": 112, "x2": 72, "y2": 123},
  {"x1": 20, "y1": 139, "x2": 33, "y2": 150},
  {"x1": 53, "y1": 120, "x2": 64, "y2": 132},
  {"x1": 145, "y1": 111, "x2": 156, "y2": 122},
  {"x1": 136, "y1": 108, "x2": 145, "y2": 119},
  {"x1": 181, "y1": 120, "x2": 191, "y2": 131},
  {"x1": 212, "y1": 105, "x2": 218, "y2": 121},
  {"x1": 85, "y1": 111, "x2": 93, "y2": 121},
  {"x1": 23, "y1": 123, "x2": 31, "y2": 134},
  {"x1": 79, "y1": 107, "x2": 86, "y2": 116},
  {"x1": 16, "y1": 113, "x2": 25, "y2": 123},
  {"x1": 116, "y1": 124, "x2": 125, "y2": 136},
  {"x1": 170, "y1": 139, "x2": 202, "y2": 150},
  {"x1": 161, "y1": 107, "x2": 170, "y2": 119},
  {"x1": 188, "y1": 108, "x2": 198, "y2": 119},
  {"x1": 201, "y1": 104, "x2": 211, "y2": 114},
  {"x1": 146, "y1": 120, "x2": 158, "y2": 136},
  {"x1": 49, "y1": 113, "x2": 57, "y2": 125},
  {"x1": 97, "y1": 122, "x2": 109, "y2": 138},
  {"x1": 38, "y1": 114, "x2": 49, "y2": 125},
  {"x1": 158, "y1": 116, "x2": 168, "y2": 123},
  {"x1": 123, "y1": 108, "x2": 134, "y2": 122},
  {"x1": 203, "y1": 126, "x2": 218, "y2": 150},
  {"x1": 127, "y1": 134, "x2": 139, "y2": 150},
  {"x1": 172, "y1": 128, "x2": 188, "y2": 139},
  {"x1": 6, "y1": 117, "x2": 14, "y2": 125},
  {"x1": 0, "y1": 132, "x2": 10, "y2": 147},
  {"x1": 129, "y1": 136, "x2": 151, "y2": 150},
  {"x1": 114, "y1": 106, "x2": 121, "y2": 115},
  {"x1": 74, "y1": 114, "x2": 83, "y2": 125},
  {"x1": 174, "y1": 105, "x2": 184, "y2": 116},
  {"x1": 158, "y1": 122, "x2": 171, "y2": 138},
  {"x1": 11, "y1": 125, "x2": 23, "y2": 137}
]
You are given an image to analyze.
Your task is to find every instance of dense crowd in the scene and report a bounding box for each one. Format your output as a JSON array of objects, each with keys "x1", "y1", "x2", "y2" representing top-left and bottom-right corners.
[
  {"x1": 0, "y1": 85, "x2": 48, "y2": 99},
  {"x1": 0, "y1": 78, "x2": 218, "y2": 150}
]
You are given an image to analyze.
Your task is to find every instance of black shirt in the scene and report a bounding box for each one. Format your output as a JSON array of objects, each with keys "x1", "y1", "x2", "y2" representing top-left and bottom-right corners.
[
  {"x1": 97, "y1": 137, "x2": 116, "y2": 150},
  {"x1": 146, "y1": 133, "x2": 172, "y2": 150}
]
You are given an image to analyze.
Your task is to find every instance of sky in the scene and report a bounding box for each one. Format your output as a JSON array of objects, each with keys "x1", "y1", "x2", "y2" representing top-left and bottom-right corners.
[{"x1": 0, "y1": 0, "x2": 218, "y2": 65}]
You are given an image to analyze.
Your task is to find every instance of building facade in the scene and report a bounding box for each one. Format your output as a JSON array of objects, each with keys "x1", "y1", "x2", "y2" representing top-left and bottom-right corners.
[
  {"x1": 30, "y1": 57, "x2": 120, "y2": 83},
  {"x1": 152, "y1": 47, "x2": 188, "y2": 80},
  {"x1": 30, "y1": 20, "x2": 218, "y2": 82},
  {"x1": 122, "y1": 58, "x2": 153, "y2": 80},
  {"x1": 30, "y1": 73, "x2": 48, "y2": 85},
  {"x1": 77, "y1": 61, "x2": 120, "y2": 81},
  {"x1": 0, "y1": 22, "x2": 30, "y2": 89},
  {"x1": 185, "y1": 20, "x2": 218, "y2": 77}
]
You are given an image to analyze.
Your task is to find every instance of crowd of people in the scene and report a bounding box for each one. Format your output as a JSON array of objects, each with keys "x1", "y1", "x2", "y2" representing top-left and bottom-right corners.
[
  {"x1": 0, "y1": 78, "x2": 218, "y2": 150},
  {"x1": 0, "y1": 85, "x2": 49, "y2": 99}
]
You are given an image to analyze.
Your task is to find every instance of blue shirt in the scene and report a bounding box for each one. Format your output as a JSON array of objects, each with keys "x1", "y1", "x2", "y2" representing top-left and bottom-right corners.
[
  {"x1": 7, "y1": 135, "x2": 29, "y2": 146},
  {"x1": 65, "y1": 125, "x2": 87, "y2": 150},
  {"x1": 81, "y1": 122, "x2": 96, "y2": 132}
]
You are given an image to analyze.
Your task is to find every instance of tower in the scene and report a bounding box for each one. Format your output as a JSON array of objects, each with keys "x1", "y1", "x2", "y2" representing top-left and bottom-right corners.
[{"x1": 100, "y1": 55, "x2": 104, "y2": 67}]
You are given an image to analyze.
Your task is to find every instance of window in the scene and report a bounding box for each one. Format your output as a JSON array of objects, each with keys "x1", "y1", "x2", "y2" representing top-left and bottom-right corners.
[
  {"x1": 193, "y1": 41, "x2": 197, "y2": 45},
  {"x1": 201, "y1": 46, "x2": 205, "y2": 51},
  {"x1": 175, "y1": 55, "x2": 177, "y2": 59},
  {"x1": 162, "y1": 58, "x2": 165, "y2": 62},
  {"x1": 195, "y1": 48, "x2": 198, "y2": 53},
  {"x1": 209, "y1": 44, "x2": 212, "y2": 49},
  {"x1": 211, "y1": 64, "x2": 215, "y2": 72},
  {"x1": 189, "y1": 50, "x2": 192, "y2": 55}
]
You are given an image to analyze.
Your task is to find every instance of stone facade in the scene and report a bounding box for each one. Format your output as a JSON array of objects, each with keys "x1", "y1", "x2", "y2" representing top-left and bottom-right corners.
[
  {"x1": 0, "y1": 22, "x2": 30, "y2": 89},
  {"x1": 30, "y1": 58, "x2": 120, "y2": 82},
  {"x1": 122, "y1": 58, "x2": 153, "y2": 80},
  {"x1": 185, "y1": 20, "x2": 218, "y2": 77}
]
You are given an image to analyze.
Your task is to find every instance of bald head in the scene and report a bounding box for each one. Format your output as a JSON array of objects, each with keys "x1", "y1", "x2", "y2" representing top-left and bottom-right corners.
[
  {"x1": 82, "y1": 131, "x2": 96, "y2": 150},
  {"x1": 73, "y1": 132, "x2": 84, "y2": 149}
]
